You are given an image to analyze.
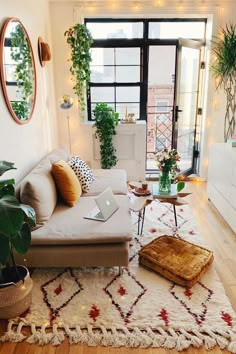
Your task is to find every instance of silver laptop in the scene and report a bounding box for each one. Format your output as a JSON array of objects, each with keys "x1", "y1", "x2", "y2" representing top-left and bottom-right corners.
[{"x1": 84, "y1": 187, "x2": 119, "y2": 221}]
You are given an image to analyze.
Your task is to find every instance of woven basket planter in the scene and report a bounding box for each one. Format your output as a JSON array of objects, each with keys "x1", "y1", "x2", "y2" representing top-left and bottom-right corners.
[{"x1": 0, "y1": 266, "x2": 33, "y2": 319}]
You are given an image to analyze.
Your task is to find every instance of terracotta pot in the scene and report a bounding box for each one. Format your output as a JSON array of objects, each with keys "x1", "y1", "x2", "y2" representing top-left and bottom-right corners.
[{"x1": 0, "y1": 266, "x2": 33, "y2": 319}]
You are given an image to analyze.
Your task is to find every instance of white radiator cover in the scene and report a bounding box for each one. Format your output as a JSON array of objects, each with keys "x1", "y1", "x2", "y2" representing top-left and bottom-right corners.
[
  {"x1": 207, "y1": 143, "x2": 236, "y2": 233},
  {"x1": 72, "y1": 121, "x2": 146, "y2": 182}
]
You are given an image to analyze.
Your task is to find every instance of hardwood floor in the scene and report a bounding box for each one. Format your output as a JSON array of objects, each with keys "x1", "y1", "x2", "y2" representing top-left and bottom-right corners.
[{"x1": 0, "y1": 181, "x2": 235, "y2": 354}]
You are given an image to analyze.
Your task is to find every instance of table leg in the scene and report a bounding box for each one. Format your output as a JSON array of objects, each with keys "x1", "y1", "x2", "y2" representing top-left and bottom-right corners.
[
  {"x1": 137, "y1": 211, "x2": 141, "y2": 235},
  {"x1": 140, "y1": 207, "x2": 146, "y2": 235},
  {"x1": 173, "y1": 204, "x2": 177, "y2": 226}
]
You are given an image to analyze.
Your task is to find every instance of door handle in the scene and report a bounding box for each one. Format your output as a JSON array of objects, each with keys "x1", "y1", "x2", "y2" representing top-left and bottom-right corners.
[{"x1": 174, "y1": 105, "x2": 182, "y2": 122}]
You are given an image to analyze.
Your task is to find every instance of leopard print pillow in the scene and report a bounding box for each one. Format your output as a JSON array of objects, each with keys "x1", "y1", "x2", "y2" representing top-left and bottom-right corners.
[{"x1": 68, "y1": 156, "x2": 95, "y2": 192}]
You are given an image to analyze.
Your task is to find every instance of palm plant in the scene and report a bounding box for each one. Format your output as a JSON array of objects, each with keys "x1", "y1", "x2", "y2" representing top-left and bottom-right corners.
[
  {"x1": 0, "y1": 161, "x2": 36, "y2": 285},
  {"x1": 211, "y1": 24, "x2": 236, "y2": 142}
]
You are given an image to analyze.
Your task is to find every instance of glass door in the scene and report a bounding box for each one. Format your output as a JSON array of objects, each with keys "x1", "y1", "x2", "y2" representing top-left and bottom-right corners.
[
  {"x1": 173, "y1": 38, "x2": 203, "y2": 175},
  {"x1": 146, "y1": 45, "x2": 176, "y2": 171}
]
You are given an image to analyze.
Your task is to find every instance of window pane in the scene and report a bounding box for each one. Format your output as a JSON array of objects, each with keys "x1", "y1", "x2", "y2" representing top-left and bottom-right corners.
[
  {"x1": 86, "y1": 22, "x2": 143, "y2": 39},
  {"x1": 149, "y1": 21, "x2": 205, "y2": 39},
  {"x1": 116, "y1": 86, "x2": 140, "y2": 102},
  {"x1": 90, "y1": 87, "x2": 114, "y2": 102},
  {"x1": 91, "y1": 66, "x2": 114, "y2": 83},
  {"x1": 91, "y1": 48, "x2": 114, "y2": 66},
  {"x1": 116, "y1": 48, "x2": 140, "y2": 65},
  {"x1": 116, "y1": 103, "x2": 139, "y2": 120},
  {"x1": 116, "y1": 66, "x2": 140, "y2": 83}
]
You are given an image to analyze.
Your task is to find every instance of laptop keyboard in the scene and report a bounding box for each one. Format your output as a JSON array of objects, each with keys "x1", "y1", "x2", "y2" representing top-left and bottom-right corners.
[
  {"x1": 87, "y1": 207, "x2": 104, "y2": 219},
  {"x1": 94, "y1": 211, "x2": 103, "y2": 219}
]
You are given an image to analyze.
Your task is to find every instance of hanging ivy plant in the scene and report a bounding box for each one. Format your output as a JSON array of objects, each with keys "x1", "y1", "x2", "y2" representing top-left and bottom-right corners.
[
  {"x1": 64, "y1": 24, "x2": 93, "y2": 111},
  {"x1": 93, "y1": 103, "x2": 119, "y2": 169},
  {"x1": 10, "y1": 24, "x2": 33, "y2": 101}
]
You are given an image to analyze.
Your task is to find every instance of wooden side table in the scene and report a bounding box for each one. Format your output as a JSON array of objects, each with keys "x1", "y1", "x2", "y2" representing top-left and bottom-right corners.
[
  {"x1": 129, "y1": 196, "x2": 152, "y2": 235},
  {"x1": 129, "y1": 182, "x2": 191, "y2": 233}
]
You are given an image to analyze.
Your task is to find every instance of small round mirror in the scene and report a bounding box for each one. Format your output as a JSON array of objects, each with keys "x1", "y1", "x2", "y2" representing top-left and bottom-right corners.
[{"x1": 0, "y1": 18, "x2": 36, "y2": 124}]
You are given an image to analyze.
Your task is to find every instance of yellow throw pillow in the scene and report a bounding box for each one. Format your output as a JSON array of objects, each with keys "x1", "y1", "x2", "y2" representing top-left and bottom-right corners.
[{"x1": 51, "y1": 160, "x2": 82, "y2": 207}]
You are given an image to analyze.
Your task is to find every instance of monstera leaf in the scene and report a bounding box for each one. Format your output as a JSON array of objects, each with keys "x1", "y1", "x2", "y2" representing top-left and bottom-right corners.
[
  {"x1": 0, "y1": 161, "x2": 16, "y2": 176},
  {"x1": 0, "y1": 195, "x2": 23, "y2": 237}
]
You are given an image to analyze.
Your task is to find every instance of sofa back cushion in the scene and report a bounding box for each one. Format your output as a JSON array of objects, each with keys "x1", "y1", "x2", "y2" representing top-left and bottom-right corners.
[
  {"x1": 20, "y1": 158, "x2": 57, "y2": 228},
  {"x1": 51, "y1": 160, "x2": 82, "y2": 206}
]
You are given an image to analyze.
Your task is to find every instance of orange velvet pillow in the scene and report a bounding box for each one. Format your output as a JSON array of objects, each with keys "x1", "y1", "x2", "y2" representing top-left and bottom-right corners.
[{"x1": 51, "y1": 160, "x2": 82, "y2": 207}]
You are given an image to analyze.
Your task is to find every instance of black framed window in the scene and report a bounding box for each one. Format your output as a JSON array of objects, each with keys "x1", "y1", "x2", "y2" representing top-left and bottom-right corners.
[
  {"x1": 86, "y1": 18, "x2": 206, "y2": 121},
  {"x1": 90, "y1": 46, "x2": 142, "y2": 119}
]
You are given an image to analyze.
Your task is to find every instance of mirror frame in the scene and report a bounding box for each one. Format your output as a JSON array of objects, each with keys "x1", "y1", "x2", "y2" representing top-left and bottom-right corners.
[{"x1": 0, "y1": 17, "x2": 37, "y2": 124}]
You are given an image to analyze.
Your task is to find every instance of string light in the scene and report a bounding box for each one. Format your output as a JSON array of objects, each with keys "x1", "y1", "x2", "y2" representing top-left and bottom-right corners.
[
  {"x1": 133, "y1": 1, "x2": 141, "y2": 11},
  {"x1": 176, "y1": 0, "x2": 184, "y2": 12},
  {"x1": 110, "y1": 1, "x2": 119, "y2": 9},
  {"x1": 88, "y1": 1, "x2": 96, "y2": 13},
  {"x1": 154, "y1": 0, "x2": 162, "y2": 6}
]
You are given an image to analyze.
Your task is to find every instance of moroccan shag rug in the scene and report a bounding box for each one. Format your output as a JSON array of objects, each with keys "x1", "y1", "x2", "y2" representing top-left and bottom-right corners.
[{"x1": 1, "y1": 193, "x2": 236, "y2": 352}]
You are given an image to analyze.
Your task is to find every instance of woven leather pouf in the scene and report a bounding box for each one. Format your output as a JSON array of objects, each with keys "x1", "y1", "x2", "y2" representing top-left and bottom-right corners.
[{"x1": 139, "y1": 235, "x2": 214, "y2": 288}]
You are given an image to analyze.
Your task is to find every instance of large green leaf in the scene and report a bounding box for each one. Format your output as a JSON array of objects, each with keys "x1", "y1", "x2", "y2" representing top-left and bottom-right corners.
[
  {"x1": 0, "y1": 179, "x2": 15, "y2": 190},
  {"x1": 20, "y1": 203, "x2": 36, "y2": 227},
  {"x1": 12, "y1": 222, "x2": 31, "y2": 255},
  {"x1": 0, "y1": 161, "x2": 16, "y2": 177},
  {"x1": 0, "y1": 182, "x2": 15, "y2": 198},
  {"x1": 0, "y1": 195, "x2": 23, "y2": 237},
  {"x1": 0, "y1": 233, "x2": 10, "y2": 265},
  {"x1": 177, "y1": 181, "x2": 185, "y2": 193}
]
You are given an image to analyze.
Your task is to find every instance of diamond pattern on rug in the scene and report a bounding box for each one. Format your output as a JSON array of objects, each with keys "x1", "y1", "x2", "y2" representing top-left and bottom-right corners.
[
  {"x1": 103, "y1": 268, "x2": 147, "y2": 324},
  {"x1": 169, "y1": 282, "x2": 214, "y2": 325},
  {"x1": 2, "y1": 192, "x2": 235, "y2": 352},
  {"x1": 129, "y1": 236, "x2": 144, "y2": 263},
  {"x1": 41, "y1": 268, "x2": 83, "y2": 322}
]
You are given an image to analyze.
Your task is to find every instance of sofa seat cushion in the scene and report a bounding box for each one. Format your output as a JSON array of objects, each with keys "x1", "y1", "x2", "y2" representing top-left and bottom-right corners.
[
  {"x1": 31, "y1": 195, "x2": 132, "y2": 245},
  {"x1": 84, "y1": 169, "x2": 127, "y2": 196}
]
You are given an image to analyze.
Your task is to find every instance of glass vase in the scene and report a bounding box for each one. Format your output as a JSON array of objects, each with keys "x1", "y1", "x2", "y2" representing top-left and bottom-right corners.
[{"x1": 159, "y1": 171, "x2": 171, "y2": 194}]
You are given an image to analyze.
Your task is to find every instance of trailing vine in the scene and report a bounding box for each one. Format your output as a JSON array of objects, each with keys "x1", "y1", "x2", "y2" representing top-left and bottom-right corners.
[
  {"x1": 93, "y1": 103, "x2": 119, "y2": 169},
  {"x1": 10, "y1": 24, "x2": 34, "y2": 101},
  {"x1": 64, "y1": 24, "x2": 93, "y2": 111}
]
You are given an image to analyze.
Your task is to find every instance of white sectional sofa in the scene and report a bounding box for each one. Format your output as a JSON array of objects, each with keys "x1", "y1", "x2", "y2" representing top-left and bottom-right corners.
[{"x1": 15, "y1": 148, "x2": 133, "y2": 269}]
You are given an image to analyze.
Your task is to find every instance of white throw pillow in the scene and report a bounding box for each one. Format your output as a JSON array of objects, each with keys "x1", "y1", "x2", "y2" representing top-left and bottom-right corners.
[{"x1": 68, "y1": 156, "x2": 95, "y2": 192}]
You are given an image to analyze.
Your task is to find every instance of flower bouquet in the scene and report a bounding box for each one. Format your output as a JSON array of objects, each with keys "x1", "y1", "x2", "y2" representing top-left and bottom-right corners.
[{"x1": 155, "y1": 148, "x2": 181, "y2": 193}]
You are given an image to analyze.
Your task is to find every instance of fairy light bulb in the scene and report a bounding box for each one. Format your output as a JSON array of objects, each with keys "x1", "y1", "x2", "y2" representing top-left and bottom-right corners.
[
  {"x1": 176, "y1": 0, "x2": 184, "y2": 11},
  {"x1": 133, "y1": 1, "x2": 141, "y2": 11}
]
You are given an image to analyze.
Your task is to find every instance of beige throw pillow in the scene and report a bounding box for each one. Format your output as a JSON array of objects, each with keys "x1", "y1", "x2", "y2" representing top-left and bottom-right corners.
[{"x1": 20, "y1": 159, "x2": 57, "y2": 227}]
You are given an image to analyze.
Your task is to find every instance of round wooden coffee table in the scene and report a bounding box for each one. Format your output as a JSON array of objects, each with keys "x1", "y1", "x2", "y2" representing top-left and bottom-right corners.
[{"x1": 129, "y1": 181, "x2": 191, "y2": 235}]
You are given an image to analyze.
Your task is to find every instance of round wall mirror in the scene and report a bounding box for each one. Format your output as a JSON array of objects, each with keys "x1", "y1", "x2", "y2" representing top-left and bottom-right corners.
[{"x1": 0, "y1": 17, "x2": 36, "y2": 124}]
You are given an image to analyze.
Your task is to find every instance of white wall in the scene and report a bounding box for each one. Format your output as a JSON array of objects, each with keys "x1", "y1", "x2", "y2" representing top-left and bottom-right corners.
[
  {"x1": 0, "y1": 0, "x2": 59, "y2": 183},
  {"x1": 49, "y1": 1, "x2": 236, "y2": 180}
]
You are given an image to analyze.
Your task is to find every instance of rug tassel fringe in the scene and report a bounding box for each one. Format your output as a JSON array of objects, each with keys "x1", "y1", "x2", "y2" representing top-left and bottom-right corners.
[
  {"x1": 226, "y1": 329, "x2": 236, "y2": 354},
  {"x1": 204, "y1": 328, "x2": 228, "y2": 349},
  {"x1": 1, "y1": 323, "x2": 236, "y2": 352},
  {"x1": 26, "y1": 324, "x2": 52, "y2": 345},
  {"x1": 0, "y1": 321, "x2": 26, "y2": 343}
]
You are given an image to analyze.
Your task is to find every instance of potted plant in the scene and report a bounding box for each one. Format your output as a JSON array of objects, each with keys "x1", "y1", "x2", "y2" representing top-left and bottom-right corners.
[
  {"x1": 64, "y1": 24, "x2": 93, "y2": 111},
  {"x1": 93, "y1": 103, "x2": 119, "y2": 169},
  {"x1": 0, "y1": 161, "x2": 36, "y2": 319},
  {"x1": 211, "y1": 24, "x2": 236, "y2": 142}
]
